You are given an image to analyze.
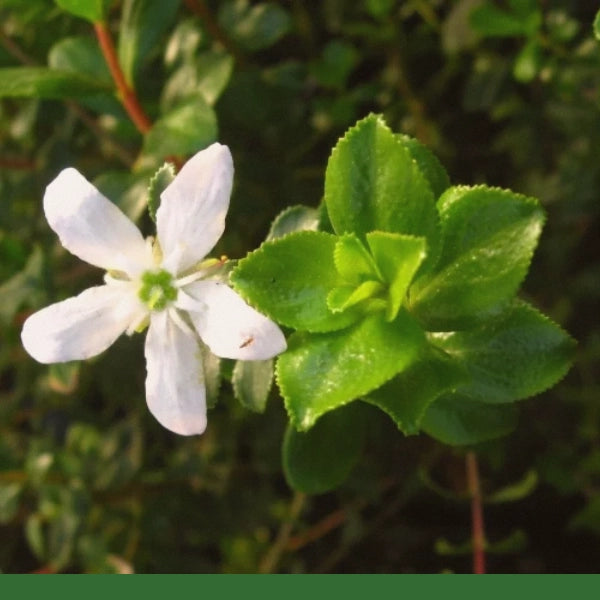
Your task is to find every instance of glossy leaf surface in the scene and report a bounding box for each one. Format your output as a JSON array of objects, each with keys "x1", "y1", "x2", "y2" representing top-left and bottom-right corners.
[{"x1": 278, "y1": 311, "x2": 425, "y2": 430}]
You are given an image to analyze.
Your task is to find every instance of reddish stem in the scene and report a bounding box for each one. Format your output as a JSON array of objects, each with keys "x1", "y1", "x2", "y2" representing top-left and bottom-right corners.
[
  {"x1": 466, "y1": 451, "x2": 486, "y2": 574},
  {"x1": 93, "y1": 21, "x2": 152, "y2": 135}
]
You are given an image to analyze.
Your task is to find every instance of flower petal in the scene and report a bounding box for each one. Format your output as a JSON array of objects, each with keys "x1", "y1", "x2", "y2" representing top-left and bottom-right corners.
[
  {"x1": 44, "y1": 168, "x2": 150, "y2": 275},
  {"x1": 21, "y1": 284, "x2": 144, "y2": 363},
  {"x1": 144, "y1": 310, "x2": 207, "y2": 435},
  {"x1": 184, "y1": 280, "x2": 287, "y2": 360},
  {"x1": 157, "y1": 143, "x2": 233, "y2": 274}
]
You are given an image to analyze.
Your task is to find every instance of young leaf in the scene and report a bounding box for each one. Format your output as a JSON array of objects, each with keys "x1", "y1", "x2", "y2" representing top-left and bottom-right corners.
[
  {"x1": 118, "y1": 0, "x2": 181, "y2": 85},
  {"x1": 334, "y1": 233, "x2": 382, "y2": 283},
  {"x1": 365, "y1": 348, "x2": 467, "y2": 435},
  {"x1": 422, "y1": 395, "x2": 519, "y2": 446},
  {"x1": 54, "y1": 0, "x2": 108, "y2": 23},
  {"x1": 266, "y1": 205, "x2": 319, "y2": 240},
  {"x1": 0, "y1": 67, "x2": 110, "y2": 98},
  {"x1": 282, "y1": 404, "x2": 366, "y2": 494},
  {"x1": 327, "y1": 281, "x2": 383, "y2": 313},
  {"x1": 325, "y1": 115, "x2": 440, "y2": 271},
  {"x1": 366, "y1": 232, "x2": 426, "y2": 321},
  {"x1": 147, "y1": 163, "x2": 175, "y2": 223},
  {"x1": 278, "y1": 311, "x2": 425, "y2": 430},
  {"x1": 594, "y1": 9, "x2": 600, "y2": 41},
  {"x1": 231, "y1": 231, "x2": 360, "y2": 332},
  {"x1": 396, "y1": 134, "x2": 450, "y2": 200},
  {"x1": 410, "y1": 185, "x2": 545, "y2": 330},
  {"x1": 428, "y1": 300, "x2": 575, "y2": 404},
  {"x1": 232, "y1": 359, "x2": 274, "y2": 413}
]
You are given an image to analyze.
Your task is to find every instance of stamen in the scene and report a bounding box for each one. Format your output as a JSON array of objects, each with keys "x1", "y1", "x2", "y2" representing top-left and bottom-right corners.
[{"x1": 175, "y1": 270, "x2": 206, "y2": 288}]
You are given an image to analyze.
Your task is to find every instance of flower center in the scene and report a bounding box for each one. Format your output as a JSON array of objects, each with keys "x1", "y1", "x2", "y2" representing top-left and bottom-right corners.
[{"x1": 138, "y1": 269, "x2": 178, "y2": 311}]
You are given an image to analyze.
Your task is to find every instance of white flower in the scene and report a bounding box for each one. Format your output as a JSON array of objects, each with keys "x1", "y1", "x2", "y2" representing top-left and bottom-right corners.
[{"x1": 21, "y1": 143, "x2": 286, "y2": 435}]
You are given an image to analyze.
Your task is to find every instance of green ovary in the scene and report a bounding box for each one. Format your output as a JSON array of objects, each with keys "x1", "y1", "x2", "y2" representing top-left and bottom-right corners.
[{"x1": 138, "y1": 269, "x2": 178, "y2": 311}]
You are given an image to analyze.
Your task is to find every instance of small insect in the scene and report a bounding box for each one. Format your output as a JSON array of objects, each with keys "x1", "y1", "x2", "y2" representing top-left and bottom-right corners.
[{"x1": 239, "y1": 336, "x2": 254, "y2": 349}]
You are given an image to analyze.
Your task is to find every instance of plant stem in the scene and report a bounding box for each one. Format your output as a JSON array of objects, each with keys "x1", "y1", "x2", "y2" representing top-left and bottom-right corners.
[
  {"x1": 258, "y1": 491, "x2": 306, "y2": 573},
  {"x1": 466, "y1": 451, "x2": 486, "y2": 574},
  {"x1": 93, "y1": 21, "x2": 152, "y2": 135}
]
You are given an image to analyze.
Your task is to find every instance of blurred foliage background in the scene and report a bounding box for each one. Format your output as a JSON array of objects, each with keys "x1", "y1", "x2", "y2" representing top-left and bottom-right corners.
[{"x1": 0, "y1": 0, "x2": 599, "y2": 573}]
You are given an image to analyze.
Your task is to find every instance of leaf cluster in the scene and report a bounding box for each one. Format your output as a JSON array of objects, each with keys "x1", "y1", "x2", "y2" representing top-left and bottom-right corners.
[{"x1": 231, "y1": 114, "x2": 574, "y2": 492}]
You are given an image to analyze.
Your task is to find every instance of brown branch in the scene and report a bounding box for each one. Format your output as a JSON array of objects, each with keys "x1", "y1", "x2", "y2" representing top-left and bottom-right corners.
[
  {"x1": 93, "y1": 21, "x2": 152, "y2": 135},
  {"x1": 258, "y1": 491, "x2": 306, "y2": 573},
  {"x1": 466, "y1": 451, "x2": 486, "y2": 574},
  {"x1": 0, "y1": 29, "x2": 37, "y2": 65},
  {"x1": 0, "y1": 156, "x2": 37, "y2": 170}
]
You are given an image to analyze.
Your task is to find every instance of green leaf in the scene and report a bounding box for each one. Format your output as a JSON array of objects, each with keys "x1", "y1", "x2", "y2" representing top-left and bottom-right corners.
[
  {"x1": 334, "y1": 233, "x2": 382, "y2": 283},
  {"x1": 410, "y1": 185, "x2": 545, "y2": 330},
  {"x1": 0, "y1": 246, "x2": 44, "y2": 325},
  {"x1": 365, "y1": 0, "x2": 396, "y2": 19},
  {"x1": 118, "y1": 0, "x2": 181, "y2": 85},
  {"x1": 594, "y1": 9, "x2": 600, "y2": 41},
  {"x1": 310, "y1": 40, "x2": 359, "y2": 90},
  {"x1": 366, "y1": 232, "x2": 426, "y2": 321},
  {"x1": 161, "y1": 51, "x2": 234, "y2": 110},
  {"x1": 0, "y1": 483, "x2": 22, "y2": 523},
  {"x1": 469, "y1": 4, "x2": 541, "y2": 37},
  {"x1": 232, "y1": 359, "x2": 274, "y2": 413},
  {"x1": 422, "y1": 395, "x2": 519, "y2": 446},
  {"x1": 231, "y1": 231, "x2": 360, "y2": 333},
  {"x1": 47, "y1": 362, "x2": 80, "y2": 394},
  {"x1": 324, "y1": 114, "x2": 440, "y2": 270},
  {"x1": 569, "y1": 496, "x2": 600, "y2": 535},
  {"x1": 396, "y1": 134, "x2": 450, "y2": 200},
  {"x1": 95, "y1": 420, "x2": 143, "y2": 489},
  {"x1": 141, "y1": 99, "x2": 217, "y2": 162},
  {"x1": 282, "y1": 404, "x2": 366, "y2": 494},
  {"x1": 147, "y1": 163, "x2": 175, "y2": 223},
  {"x1": 0, "y1": 67, "x2": 110, "y2": 99},
  {"x1": 93, "y1": 172, "x2": 151, "y2": 221},
  {"x1": 266, "y1": 205, "x2": 319, "y2": 240},
  {"x1": 513, "y1": 39, "x2": 542, "y2": 83},
  {"x1": 365, "y1": 348, "x2": 467, "y2": 435},
  {"x1": 219, "y1": 0, "x2": 291, "y2": 52},
  {"x1": 435, "y1": 529, "x2": 527, "y2": 555},
  {"x1": 278, "y1": 311, "x2": 425, "y2": 430},
  {"x1": 429, "y1": 301, "x2": 575, "y2": 404},
  {"x1": 26, "y1": 514, "x2": 45, "y2": 560},
  {"x1": 54, "y1": 0, "x2": 109, "y2": 22},
  {"x1": 48, "y1": 36, "x2": 112, "y2": 86},
  {"x1": 487, "y1": 470, "x2": 538, "y2": 504}
]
